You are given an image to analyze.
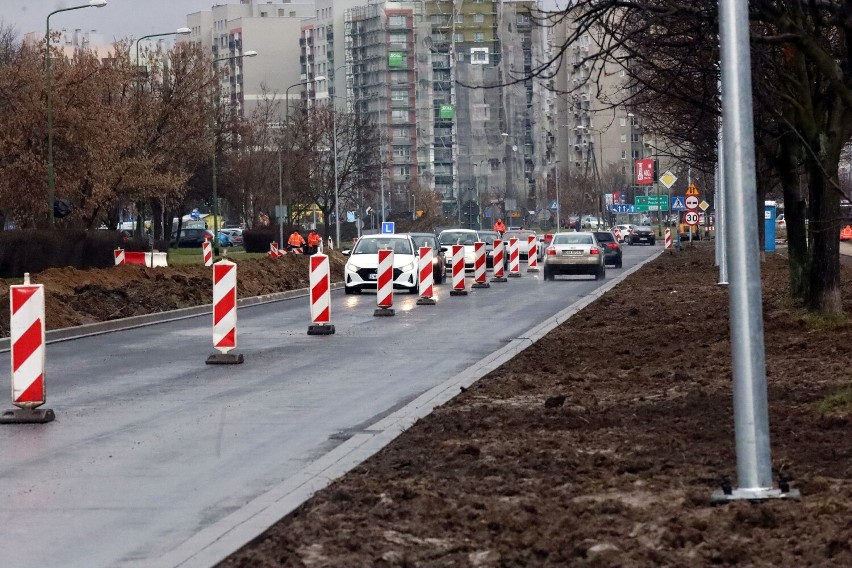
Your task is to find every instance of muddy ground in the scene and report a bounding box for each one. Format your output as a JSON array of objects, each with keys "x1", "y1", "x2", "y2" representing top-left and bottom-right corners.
[
  {"x1": 215, "y1": 244, "x2": 852, "y2": 567},
  {"x1": 0, "y1": 252, "x2": 346, "y2": 337},
  {"x1": 3, "y1": 243, "x2": 850, "y2": 566}
]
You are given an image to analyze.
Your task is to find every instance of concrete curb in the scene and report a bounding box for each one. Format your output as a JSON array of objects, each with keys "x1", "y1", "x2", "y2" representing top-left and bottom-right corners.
[
  {"x1": 0, "y1": 282, "x2": 344, "y2": 353},
  {"x1": 167, "y1": 249, "x2": 665, "y2": 568}
]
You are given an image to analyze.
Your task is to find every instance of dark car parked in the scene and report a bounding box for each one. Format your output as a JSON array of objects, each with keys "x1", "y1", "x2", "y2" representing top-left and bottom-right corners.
[
  {"x1": 592, "y1": 231, "x2": 623, "y2": 268},
  {"x1": 408, "y1": 232, "x2": 447, "y2": 284},
  {"x1": 171, "y1": 228, "x2": 214, "y2": 248},
  {"x1": 628, "y1": 225, "x2": 656, "y2": 246}
]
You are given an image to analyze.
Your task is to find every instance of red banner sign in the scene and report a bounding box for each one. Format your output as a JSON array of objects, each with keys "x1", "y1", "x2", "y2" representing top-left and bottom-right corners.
[{"x1": 635, "y1": 158, "x2": 654, "y2": 185}]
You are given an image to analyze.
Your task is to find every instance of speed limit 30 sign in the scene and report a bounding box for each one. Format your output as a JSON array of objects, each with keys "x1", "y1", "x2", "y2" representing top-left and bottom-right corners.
[{"x1": 684, "y1": 211, "x2": 700, "y2": 226}]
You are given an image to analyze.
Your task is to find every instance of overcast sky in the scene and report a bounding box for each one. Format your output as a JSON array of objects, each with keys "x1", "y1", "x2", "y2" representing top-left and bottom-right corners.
[{"x1": 4, "y1": 0, "x2": 213, "y2": 41}]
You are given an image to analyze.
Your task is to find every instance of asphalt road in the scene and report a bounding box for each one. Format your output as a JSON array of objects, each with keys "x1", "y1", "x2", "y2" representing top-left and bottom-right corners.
[{"x1": 0, "y1": 243, "x2": 660, "y2": 568}]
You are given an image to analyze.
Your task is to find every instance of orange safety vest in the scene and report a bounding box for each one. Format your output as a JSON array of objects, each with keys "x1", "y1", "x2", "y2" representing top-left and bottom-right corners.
[
  {"x1": 308, "y1": 233, "x2": 321, "y2": 246},
  {"x1": 494, "y1": 221, "x2": 506, "y2": 233},
  {"x1": 288, "y1": 232, "x2": 306, "y2": 247}
]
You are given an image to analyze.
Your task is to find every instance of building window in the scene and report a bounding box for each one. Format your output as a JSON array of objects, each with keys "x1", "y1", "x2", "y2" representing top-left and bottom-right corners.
[
  {"x1": 620, "y1": 117, "x2": 626, "y2": 127},
  {"x1": 473, "y1": 13, "x2": 485, "y2": 23},
  {"x1": 389, "y1": 15, "x2": 406, "y2": 26},
  {"x1": 632, "y1": 133, "x2": 641, "y2": 142},
  {"x1": 517, "y1": 14, "x2": 529, "y2": 24},
  {"x1": 393, "y1": 146, "x2": 411, "y2": 157},
  {"x1": 391, "y1": 89, "x2": 408, "y2": 102},
  {"x1": 392, "y1": 109, "x2": 407, "y2": 121},
  {"x1": 393, "y1": 127, "x2": 409, "y2": 139},
  {"x1": 397, "y1": 165, "x2": 411, "y2": 177},
  {"x1": 621, "y1": 150, "x2": 627, "y2": 160},
  {"x1": 620, "y1": 134, "x2": 627, "y2": 143},
  {"x1": 390, "y1": 32, "x2": 408, "y2": 44},
  {"x1": 473, "y1": 32, "x2": 485, "y2": 42},
  {"x1": 453, "y1": 33, "x2": 464, "y2": 42},
  {"x1": 454, "y1": 14, "x2": 464, "y2": 24},
  {"x1": 470, "y1": 47, "x2": 489, "y2": 64},
  {"x1": 632, "y1": 149, "x2": 641, "y2": 159}
]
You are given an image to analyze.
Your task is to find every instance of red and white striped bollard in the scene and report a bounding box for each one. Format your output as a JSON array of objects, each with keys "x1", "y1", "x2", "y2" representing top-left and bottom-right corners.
[
  {"x1": 307, "y1": 253, "x2": 335, "y2": 334},
  {"x1": 508, "y1": 237, "x2": 521, "y2": 277},
  {"x1": 665, "y1": 228, "x2": 673, "y2": 250},
  {"x1": 491, "y1": 239, "x2": 507, "y2": 283},
  {"x1": 114, "y1": 248, "x2": 125, "y2": 266},
  {"x1": 450, "y1": 244, "x2": 468, "y2": 296},
  {"x1": 614, "y1": 228, "x2": 622, "y2": 242},
  {"x1": 527, "y1": 235, "x2": 539, "y2": 272},
  {"x1": 202, "y1": 239, "x2": 213, "y2": 266},
  {"x1": 472, "y1": 241, "x2": 490, "y2": 288},
  {"x1": 416, "y1": 246, "x2": 436, "y2": 305},
  {"x1": 374, "y1": 248, "x2": 395, "y2": 316},
  {"x1": 1, "y1": 274, "x2": 54, "y2": 424},
  {"x1": 206, "y1": 260, "x2": 243, "y2": 364}
]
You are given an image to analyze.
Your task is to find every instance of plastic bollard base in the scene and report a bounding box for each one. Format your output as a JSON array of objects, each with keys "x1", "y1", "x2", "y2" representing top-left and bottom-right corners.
[
  {"x1": 307, "y1": 324, "x2": 336, "y2": 335},
  {"x1": 508, "y1": 272, "x2": 522, "y2": 278},
  {"x1": 491, "y1": 276, "x2": 508, "y2": 283},
  {"x1": 206, "y1": 353, "x2": 245, "y2": 365},
  {"x1": 471, "y1": 282, "x2": 490, "y2": 288},
  {"x1": 416, "y1": 297, "x2": 436, "y2": 305},
  {"x1": 374, "y1": 307, "x2": 395, "y2": 317},
  {"x1": 0, "y1": 407, "x2": 55, "y2": 424},
  {"x1": 449, "y1": 289, "x2": 468, "y2": 296}
]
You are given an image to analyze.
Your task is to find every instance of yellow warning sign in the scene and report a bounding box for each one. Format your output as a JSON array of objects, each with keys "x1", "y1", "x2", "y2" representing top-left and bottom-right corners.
[{"x1": 685, "y1": 183, "x2": 700, "y2": 196}]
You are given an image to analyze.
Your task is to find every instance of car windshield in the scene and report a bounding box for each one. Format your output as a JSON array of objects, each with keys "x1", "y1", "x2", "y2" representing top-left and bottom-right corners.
[
  {"x1": 635, "y1": 226, "x2": 653, "y2": 232},
  {"x1": 506, "y1": 231, "x2": 534, "y2": 239},
  {"x1": 439, "y1": 231, "x2": 477, "y2": 246},
  {"x1": 352, "y1": 238, "x2": 412, "y2": 255},
  {"x1": 593, "y1": 232, "x2": 615, "y2": 243},
  {"x1": 477, "y1": 232, "x2": 497, "y2": 245},
  {"x1": 410, "y1": 235, "x2": 437, "y2": 250},
  {"x1": 552, "y1": 234, "x2": 594, "y2": 245}
]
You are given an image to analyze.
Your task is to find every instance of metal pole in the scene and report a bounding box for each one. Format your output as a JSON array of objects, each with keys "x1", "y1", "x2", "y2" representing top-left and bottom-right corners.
[
  {"x1": 713, "y1": 0, "x2": 791, "y2": 501},
  {"x1": 555, "y1": 161, "x2": 560, "y2": 230},
  {"x1": 278, "y1": 147, "x2": 284, "y2": 247}
]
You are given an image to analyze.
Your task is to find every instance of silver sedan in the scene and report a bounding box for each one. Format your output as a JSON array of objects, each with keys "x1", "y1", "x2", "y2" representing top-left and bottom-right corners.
[{"x1": 542, "y1": 232, "x2": 606, "y2": 281}]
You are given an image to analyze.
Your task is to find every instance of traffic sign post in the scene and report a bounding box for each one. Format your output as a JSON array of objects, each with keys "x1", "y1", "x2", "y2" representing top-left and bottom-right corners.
[{"x1": 684, "y1": 211, "x2": 699, "y2": 225}]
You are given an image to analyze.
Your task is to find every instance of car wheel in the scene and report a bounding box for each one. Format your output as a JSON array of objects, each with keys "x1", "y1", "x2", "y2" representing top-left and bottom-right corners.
[
  {"x1": 543, "y1": 269, "x2": 553, "y2": 281},
  {"x1": 650, "y1": 239, "x2": 656, "y2": 246},
  {"x1": 409, "y1": 285, "x2": 419, "y2": 294},
  {"x1": 434, "y1": 269, "x2": 443, "y2": 285},
  {"x1": 615, "y1": 258, "x2": 623, "y2": 269},
  {"x1": 595, "y1": 266, "x2": 606, "y2": 281}
]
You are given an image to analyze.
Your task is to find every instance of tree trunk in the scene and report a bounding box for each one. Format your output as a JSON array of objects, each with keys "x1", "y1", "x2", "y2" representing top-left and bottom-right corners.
[
  {"x1": 806, "y1": 157, "x2": 843, "y2": 314},
  {"x1": 777, "y1": 133, "x2": 808, "y2": 300}
]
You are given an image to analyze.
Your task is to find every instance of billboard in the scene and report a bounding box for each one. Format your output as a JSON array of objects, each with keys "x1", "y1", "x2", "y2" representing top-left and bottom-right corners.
[{"x1": 635, "y1": 158, "x2": 655, "y2": 185}]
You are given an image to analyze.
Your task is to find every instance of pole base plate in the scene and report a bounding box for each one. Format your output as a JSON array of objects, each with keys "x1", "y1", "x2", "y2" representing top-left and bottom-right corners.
[
  {"x1": 374, "y1": 307, "x2": 395, "y2": 317},
  {"x1": 0, "y1": 407, "x2": 55, "y2": 424},
  {"x1": 450, "y1": 289, "x2": 468, "y2": 296},
  {"x1": 206, "y1": 353, "x2": 245, "y2": 365},
  {"x1": 416, "y1": 297, "x2": 436, "y2": 305},
  {"x1": 472, "y1": 282, "x2": 490, "y2": 288},
  {"x1": 491, "y1": 277, "x2": 508, "y2": 283},
  {"x1": 711, "y1": 487, "x2": 801, "y2": 503},
  {"x1": 307, "y1": 324, "x2": 336, "y2": 335}
]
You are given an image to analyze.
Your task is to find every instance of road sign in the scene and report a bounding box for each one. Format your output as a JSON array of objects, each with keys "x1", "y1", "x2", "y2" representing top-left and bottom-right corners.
[
  {"x1": 684, "y1": 211, "x2": 700, "y2": 225},
  {"x1": 381, "y1": 221, "x2": 395, "y2": 234},
  {"x1": 671, "y1": 196, "x2": 686, "y2": 211},
  {"x1": 686, "y1": 183, "x2": 700, "y2": 196},
  {"x1": 699, "y1": 200, "x2": 710, "y2": 211},
  {"x1": 611, "y1": 204, "x2": 636, "y2": 214},
  {"x1": 660, "y1": 170, "x2": 677, "y2": 189},
  {"x1": 685, "y1": 195, "x2": 699, "y2": 210},
  {"x1": 635, "y1": 195, "x2": 670, "y2": 211}
]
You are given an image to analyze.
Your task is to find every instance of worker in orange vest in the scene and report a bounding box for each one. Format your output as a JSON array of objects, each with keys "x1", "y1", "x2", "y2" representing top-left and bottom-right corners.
[
  {"x1": 493, "y1": 218, "x2": 506, "y2": 237},
  {"x1": 307, "y1": 230, "x2": 322, "y2": 254},
  {"x1": 287, "y1": 230, "x2": 306, "y2": 253}
]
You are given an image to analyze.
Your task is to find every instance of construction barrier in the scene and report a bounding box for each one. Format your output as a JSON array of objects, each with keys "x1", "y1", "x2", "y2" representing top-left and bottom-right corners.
[
  {"x1": 416, "y1": 246, "x2": 436, "y2": 305},
  {"x1": 206, "y1": 260, "x2": 243, "y2": 364},
  {"x1": 492, "y1": 239, "x2": 507, "y2": 283},
  {"x1": 472, "y1": 241, "x2": 490, "y2": 288},
  {"x1": 614, "y1": 228, "x2": 622, "y2": 242},
  {"x1": 527, "y1": 235, "x2": 539, "y2": 272},
  {"x1": 665, "y1": 229, "x2": 673, "y2": 249},
  {"x1": 307, "y1": 254, "x2": 334, "y2": 335},
  {"x1": 120, "y1": 251, "x2": 168, "y2": 267},
  {"x1": 202, "y1": 240, "x2": 213, "y2": 266},
  {"x1": 450, "y1": 244, "x2": 468, "y2": 296},
  {"x1": 1, "y1": 274, "x2": 54, "y2": 424},
  {"x1": 841, "y1": 225, "x2": 852, "y2": 241},
  {"x1": 269, "y1": 241, "x2": 284, "y2": 258},
  {"x1": 508, "y1": 237, "x2": 521, "y2": 277},
  {"x1": 374, "y1": 248, "x2": 395, "y2": 316},
  {"x1": 114, "y1": 248, "x2": 125, "y2": 266},
  {"x1": 327, "y1": 236, "x2": 334, "y2": 250}
]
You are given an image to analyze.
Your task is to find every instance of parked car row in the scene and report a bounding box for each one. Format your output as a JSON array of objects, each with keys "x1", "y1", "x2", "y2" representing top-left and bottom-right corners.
[{"x1": 169, "y1": 228, "x2": 238, "y2": 248}]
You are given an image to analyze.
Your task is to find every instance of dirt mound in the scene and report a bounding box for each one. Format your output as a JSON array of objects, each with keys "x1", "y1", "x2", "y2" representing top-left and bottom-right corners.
[
  {"x1": 0, "y1": 252, "x2": 346, "y2": 337},
  {"x1": 218, "y1": 244, "x2": 852, "y2": 567}
]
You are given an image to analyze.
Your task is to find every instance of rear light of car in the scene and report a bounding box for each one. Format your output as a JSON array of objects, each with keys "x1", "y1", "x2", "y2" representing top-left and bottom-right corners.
[
  {"x1": 590, "y1": 247, "x2": 600, "y2": 255},
  {"x1": 546, "y1": 246, "x2": 556, "y2": 255},
  {"x1": 607, "y1": 243, "x2": 619, "y2": 249}
]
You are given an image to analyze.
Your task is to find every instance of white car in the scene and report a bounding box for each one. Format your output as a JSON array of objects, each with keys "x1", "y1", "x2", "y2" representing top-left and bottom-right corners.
[
  {"x1": 543, "y1": 232, "x2": 606, "y2": 281},
  {"x1": 611, "y1": 224, "x2": 633, "y2": 243},
  {"x1": 503, "y1": 229, "x2": 542, "y2": 261},
  {"x1": 437, "y1": 229, "x2": 480, "y2": 270},
  {"x1": 343, "y1": 234, "x2": 419, "y2": 294}
]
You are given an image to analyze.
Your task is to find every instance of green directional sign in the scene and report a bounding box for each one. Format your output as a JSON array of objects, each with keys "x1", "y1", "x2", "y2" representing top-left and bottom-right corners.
[{"x1": 635, "y1": 194, "x2": 669, "y2": 211}]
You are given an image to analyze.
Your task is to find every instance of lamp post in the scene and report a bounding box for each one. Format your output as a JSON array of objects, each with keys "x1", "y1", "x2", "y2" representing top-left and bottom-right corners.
[
  {"x1": 578, "y1": 125, "x2": 605, "y2": 228},
  {"x1": 285, "y1": 76, "x2": 325, "y2": 122},
  {"x1": 473, "y1": 159, "x2": 488, "y2": 230},
  {"x1": 210, "y1": 50, "x2": 257, "y2": 254},
  {"x1": 283, "y1": 75, "x2": 325, "y2": 230},
  {"x1": 327, "y1": 65, "x2": 347, "y2": 249},
  {"x1": 45, "y1": 0, "x2": 107, "y2": 226},
  {"x1": 134, "y1": 27, "x2": 191, "y2": 69}
]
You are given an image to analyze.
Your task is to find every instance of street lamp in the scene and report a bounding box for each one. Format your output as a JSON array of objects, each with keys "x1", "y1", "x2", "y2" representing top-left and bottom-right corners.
[
  {"x1": 327, "y1": 64, "x2": 347, "y2": 250},
  {"x1": 285, "y1": 76, "x2": 325, "y2": 122},
  {"x1": 45, "y1": 0, "x2": 108, "y2": 226},
  {"x1": 578, "y1": 125, "x2": 605, "y2": 227},
  {"x1": 473, "y1": 159, "x2": 488, "y2": 230},
  {"x1": 210, "y1": 50, "x2": 257, "y2": 254},
  {"x1": 282, "y1": 75, "x2": 324, "y2": 233},
  {"x1": 134, "y1": 27, "x2": 191, "y2": 69}
]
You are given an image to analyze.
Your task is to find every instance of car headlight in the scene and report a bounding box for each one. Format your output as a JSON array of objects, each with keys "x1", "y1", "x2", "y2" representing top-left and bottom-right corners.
[
  {"x1": 346, "y1": 261, "x2": 360, "y2": 272},
  {"x1": 399, "y1": 261, "x2": 416, "y2": 273}
]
